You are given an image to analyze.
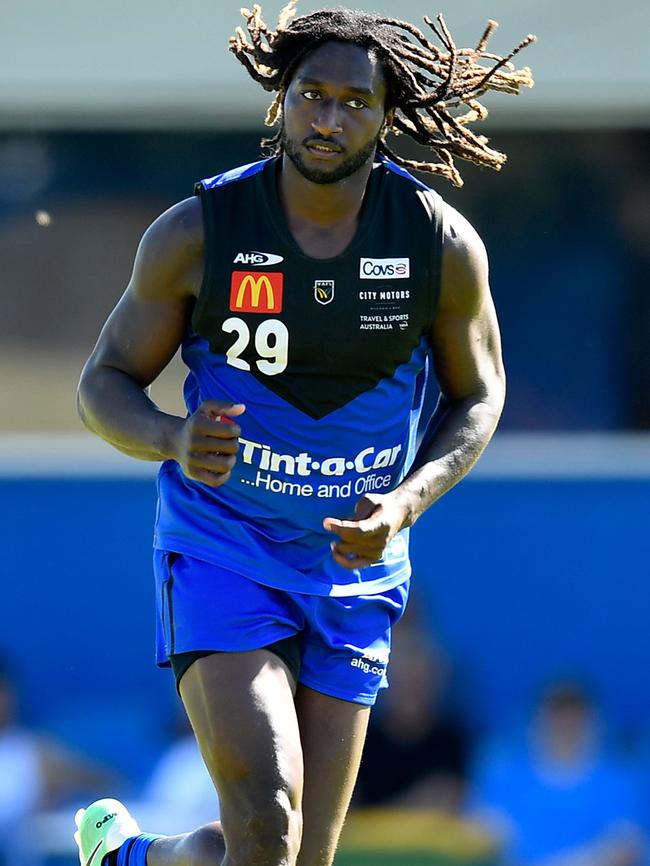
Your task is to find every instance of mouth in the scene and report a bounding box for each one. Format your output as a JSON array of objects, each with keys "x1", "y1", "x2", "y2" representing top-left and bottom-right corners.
[{"x1": 304, "y1": 139, "x2": 344, "y2": 158}]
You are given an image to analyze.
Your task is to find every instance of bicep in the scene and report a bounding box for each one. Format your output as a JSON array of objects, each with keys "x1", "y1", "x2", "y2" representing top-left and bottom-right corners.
[
  {"x1": 429, "y1": 208, "x2": 504, "y2": 403},
  {"x1": 87, "y1": 287, "x2": 191, "y2": 388},
  {"x1": 84, "y1": 198, "x2": 201, "y2": 387}
]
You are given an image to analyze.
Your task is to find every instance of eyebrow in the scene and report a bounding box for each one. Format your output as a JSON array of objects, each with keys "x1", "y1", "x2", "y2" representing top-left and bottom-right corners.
[{"x1": 296, "y1": 77, "x2": 375, "y2": 97}]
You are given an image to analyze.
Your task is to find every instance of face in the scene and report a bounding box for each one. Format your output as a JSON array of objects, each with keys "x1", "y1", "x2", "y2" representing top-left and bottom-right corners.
[{"x1": 281, "y1": 41, "x2": 391, "y2": 185}]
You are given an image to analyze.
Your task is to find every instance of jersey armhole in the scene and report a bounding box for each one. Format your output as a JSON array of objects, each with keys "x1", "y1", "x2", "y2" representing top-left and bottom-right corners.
[
  {"x1": 190, "y1": 184, "x2": 217, "y2": 334},
  {"x1": 428, "y1": 192, "x2": 444, "y2": 328}
]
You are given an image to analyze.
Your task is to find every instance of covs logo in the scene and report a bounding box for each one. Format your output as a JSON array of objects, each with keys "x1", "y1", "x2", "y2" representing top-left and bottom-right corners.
[
  {"x1": 229, "y1": 271, "x2": 284, "y2": 313},
  {"x1": 359, "y1": 257, "x2": 410, "y2": 279},
  {"x1": 233, "y1": 251, "x2": 284, "y2": 266}
]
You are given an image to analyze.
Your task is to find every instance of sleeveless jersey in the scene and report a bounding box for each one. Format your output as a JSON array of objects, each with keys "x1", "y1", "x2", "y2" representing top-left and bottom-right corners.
[{"x1": 154, "y1": 155, "x2": 443, "y2": 596}]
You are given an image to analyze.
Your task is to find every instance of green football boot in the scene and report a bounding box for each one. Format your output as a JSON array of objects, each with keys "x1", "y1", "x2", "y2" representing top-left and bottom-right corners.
[{"x1": 74, "y1": 798, "x2": 141, "y2": 866}]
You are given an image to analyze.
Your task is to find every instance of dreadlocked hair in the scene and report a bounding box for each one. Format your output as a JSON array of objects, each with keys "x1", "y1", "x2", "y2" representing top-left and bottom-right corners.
[{"x1": 229, "y1": 2, "x2": 536, "y2": 187}]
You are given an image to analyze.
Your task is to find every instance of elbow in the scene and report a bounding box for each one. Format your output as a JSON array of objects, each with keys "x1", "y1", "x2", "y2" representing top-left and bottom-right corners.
[
  {"x1": 76, "y1": 361, "x2": 98, "y2": 433},
  {"x1": 76, "y1": 388, "x2": 91, "y2": 431},
  {"x1": 493, "y1": 371, "x2": 506, "y2": 416},
  {"x1": 486, "y1": 373, "x2": 506, "y2": 426},
  {"x1": 474, "y1": 369, "x2": 505, "y2": 430}
]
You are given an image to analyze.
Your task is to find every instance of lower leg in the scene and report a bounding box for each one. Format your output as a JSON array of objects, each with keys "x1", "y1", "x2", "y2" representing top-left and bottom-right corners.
[
  {"x1": 147, "y1": 824, "x2": 225, "y2": 866},
  {"x1": 294, "y1": 687, "x2": 370, "y2": 866}
]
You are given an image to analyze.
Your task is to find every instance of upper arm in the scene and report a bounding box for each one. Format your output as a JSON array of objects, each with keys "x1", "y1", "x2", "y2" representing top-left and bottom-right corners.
[
  {"x1": 429, "y1": 203, "x2": 505, "y2": 405},
  {"x1": 83, "y1": 196, "x2": 204, "y2": 388}
]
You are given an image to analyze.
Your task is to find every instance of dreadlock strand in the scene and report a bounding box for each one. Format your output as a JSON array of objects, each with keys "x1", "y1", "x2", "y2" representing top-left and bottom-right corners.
[
  {"x1": 265, "y1": 92, "x2": 282, "y2": 126},
  {"x1": 277, "y1": 0, "x2": 299, "y2": 31},
  {"x1": 381, "y1": 140, "x2": 464, "y2": 187},
  {"x1": 455, "y1": 99, "x2": 489, "y2": 125},
  {"x1": 423, "y1": 15, "x2": 452, "y2": 53},
  {"x1": 476, "y1": 20, "x2": 498, "y2": 54},
  {"x1": 473, "y1": 33, "x2": 537, "y2": 92},
  {"x1": 374, "y1": 16, "x2": 443, "y2": 60},
  {"x1": 248, "y1": 5, "x2": 273, "y2": 56},
  {"x1": 433, "y1": 14, "x2": 457, "y2": 53}
]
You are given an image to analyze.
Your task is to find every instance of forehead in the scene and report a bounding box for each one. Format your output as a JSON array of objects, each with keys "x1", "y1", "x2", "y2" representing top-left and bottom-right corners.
[{"x1": 291, "y1": 40, "x2": 386, "y2": 94}]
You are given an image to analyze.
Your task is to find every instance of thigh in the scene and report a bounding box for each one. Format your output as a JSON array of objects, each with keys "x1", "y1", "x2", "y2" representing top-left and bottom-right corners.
[
  {"x1": 154, "y1": 551, "x2": 302, "y2": 666},
  {"x1": 295, "y1": 686, "x2": 370, "y2": 866},
  {"x1": 179, "y1": 650, "x2": 303, "y2": 851}
]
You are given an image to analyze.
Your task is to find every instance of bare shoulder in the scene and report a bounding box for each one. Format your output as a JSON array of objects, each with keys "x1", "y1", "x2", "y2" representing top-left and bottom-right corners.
[
  {"x1": 131, "y1": 196, "x2": 204, "y2": 301},
  {"x1": 439, "y1": 202, "x2": 490, "y2": 315}
]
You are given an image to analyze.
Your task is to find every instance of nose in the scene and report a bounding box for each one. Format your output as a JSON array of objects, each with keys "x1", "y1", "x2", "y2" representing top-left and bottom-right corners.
[{"x1": 311, "y1": 99, "x2": 343, "y2": 136}]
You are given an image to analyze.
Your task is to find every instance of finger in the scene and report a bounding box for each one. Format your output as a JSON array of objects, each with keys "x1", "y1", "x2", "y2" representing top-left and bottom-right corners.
[
  {"x1": 330, "y1": 546, "x2": 373, "y2": 571},
  {"x1": 322, "y1": 517, "x2": 365, "y2": 537},
  {"x1": 191, "y1": 468, "x2": 233, "y2": 488},
  {"x1": 195, "y1": 435, "x2": 240, "y2": 455},
  {"x1": 332, "y1": 539, "x2": 381, "y2": 557},
  {"x1": 354, "y1": 494, "x2": 382, "y2": 520},
  {"x1": 199, "y1": 401, "x2": 246, "y2": 421},
  {"x1": 323, "y1": 516, "x2": 386, "y2": 540},
  {"x1": 188, "y1": 453, "x2": 237, "y2": 474},
  {"x1": 193, "y1": 417, "x2": 242, "y2": 439}
]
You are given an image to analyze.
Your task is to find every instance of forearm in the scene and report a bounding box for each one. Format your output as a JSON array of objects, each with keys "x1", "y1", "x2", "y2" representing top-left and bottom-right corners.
[
  {"x1": 395, "y1": 390, "x2": 504, "y2": 527},
  {"x1": 77, "y1": 365, "x2": 183, "y2": 462}
]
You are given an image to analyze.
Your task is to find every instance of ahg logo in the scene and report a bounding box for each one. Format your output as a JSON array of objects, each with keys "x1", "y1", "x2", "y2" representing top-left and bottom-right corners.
[
  {"x1": 233, "y1": 251, "x2": 284, "y2": 266},
  {"x1": 360, "y1": 257, "x2": 410, "y2": 279},
  {"x1": 229, "y1": 271, "x2": 284, "y2": 313}
]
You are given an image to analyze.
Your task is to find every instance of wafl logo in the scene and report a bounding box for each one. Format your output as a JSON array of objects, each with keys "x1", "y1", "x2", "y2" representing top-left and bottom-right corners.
[{"x1": 314, "y1": 279, "x2": 335, "y2": 305}]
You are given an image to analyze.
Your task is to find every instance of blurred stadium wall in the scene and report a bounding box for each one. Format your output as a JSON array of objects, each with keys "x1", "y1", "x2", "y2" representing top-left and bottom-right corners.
[
  {"x1": 1, "y1": 0, "x2": 648, "y2": 431},
  {"x1": 0, "y1": 0, "x2": 649, "y2": 807},
  {"x1": 1, "y1": 0, "x2": 648, "y2": 127}
]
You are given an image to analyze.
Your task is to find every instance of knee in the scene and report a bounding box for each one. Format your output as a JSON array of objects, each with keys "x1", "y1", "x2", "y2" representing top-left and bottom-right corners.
[
  {"x1": 184, "y1": 824, "x2": 225, "y2": 866},
  {"x1": 227, "y1": 790, "x2": 302, "y2": 866}
]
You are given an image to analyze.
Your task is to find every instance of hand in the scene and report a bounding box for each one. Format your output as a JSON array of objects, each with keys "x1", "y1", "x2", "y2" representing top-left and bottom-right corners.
[
  {"x1": 171, "y1": 400, "x2": 245, "y2": 487},
  {"x1": 322, "y1": 492, "x2": 410, "y2": 571}
]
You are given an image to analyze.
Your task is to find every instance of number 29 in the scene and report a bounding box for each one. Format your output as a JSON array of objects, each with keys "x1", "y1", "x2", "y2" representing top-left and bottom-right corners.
[{"x1": 222, "y1": 317, "x2": 288, "y2": 376}]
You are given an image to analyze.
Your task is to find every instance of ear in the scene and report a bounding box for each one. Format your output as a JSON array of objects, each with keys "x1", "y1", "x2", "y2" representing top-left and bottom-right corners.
[{"x1": 381, "y1": 108, "x2": 395, "y2": 136}]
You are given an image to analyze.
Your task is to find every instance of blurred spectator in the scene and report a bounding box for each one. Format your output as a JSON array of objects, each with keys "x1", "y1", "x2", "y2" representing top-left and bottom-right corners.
[
  {"x1": 472, "y1": 681, "x2": 645, "y2": 866},
  {"x1": 0, "y1": 654, "x2": 110, "y2": 866},
  {"x1": 354, "y1": 616, "x2": 470, "y2": 813}
]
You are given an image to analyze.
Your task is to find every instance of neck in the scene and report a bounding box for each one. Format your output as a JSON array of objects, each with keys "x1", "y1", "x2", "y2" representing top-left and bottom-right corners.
[{"x1": 278, "y1": 153, "x2": 374, "y2": 228}]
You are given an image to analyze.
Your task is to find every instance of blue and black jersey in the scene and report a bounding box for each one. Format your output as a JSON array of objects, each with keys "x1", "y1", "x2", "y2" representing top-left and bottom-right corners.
[{"x1": 154, "y1": 155, "x2": 443, "y2": 596}]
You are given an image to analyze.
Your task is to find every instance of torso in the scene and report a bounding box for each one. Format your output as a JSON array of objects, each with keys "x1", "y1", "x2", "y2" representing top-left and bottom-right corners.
[{"x1": 154, "y1": 155, "x2": 445, "y2": 596}]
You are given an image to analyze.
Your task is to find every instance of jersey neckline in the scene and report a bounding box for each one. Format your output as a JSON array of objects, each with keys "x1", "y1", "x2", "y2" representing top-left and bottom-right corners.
[{"x1": 259, "y1": 156, "x2": 383, "y2": 265}]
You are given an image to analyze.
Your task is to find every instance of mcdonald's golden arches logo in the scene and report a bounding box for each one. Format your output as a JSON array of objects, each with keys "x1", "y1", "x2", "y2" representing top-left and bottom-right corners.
[{"x1": 229, "y1": 271, "x2": 284, "y2": 313}]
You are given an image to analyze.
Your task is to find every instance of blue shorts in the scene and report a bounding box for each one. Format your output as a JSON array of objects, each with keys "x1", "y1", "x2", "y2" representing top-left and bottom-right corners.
[{"x1": 154, "y1": 550, "x2": 409, "y2": 706}]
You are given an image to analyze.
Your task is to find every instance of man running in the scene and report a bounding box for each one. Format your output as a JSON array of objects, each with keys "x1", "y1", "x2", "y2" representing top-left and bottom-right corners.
[{"x1": 75, "y1": 4, "x2": 535, "y2": 866}]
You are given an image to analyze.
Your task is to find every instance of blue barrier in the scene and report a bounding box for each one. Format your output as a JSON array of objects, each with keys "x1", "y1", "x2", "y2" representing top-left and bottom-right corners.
[{"x1": 1, "y1": 445, "x2": 648, "y2": 774}]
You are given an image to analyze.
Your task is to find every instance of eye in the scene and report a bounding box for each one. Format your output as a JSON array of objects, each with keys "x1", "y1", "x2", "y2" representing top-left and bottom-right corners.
[
  {"x1": 346, "y1": 98, "x2": 367, "y2": 110},
  {"x1": 302, "y1": 90, "x2": 321, "y2": 100}
]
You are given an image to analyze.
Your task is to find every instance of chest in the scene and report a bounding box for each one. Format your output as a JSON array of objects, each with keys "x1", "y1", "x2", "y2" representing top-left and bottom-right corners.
[{"x1": 194, "y1": 185, "x2": 436, "y2": 379}]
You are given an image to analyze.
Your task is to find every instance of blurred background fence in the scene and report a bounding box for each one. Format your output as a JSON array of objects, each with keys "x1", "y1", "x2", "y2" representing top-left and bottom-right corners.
[{"x1": 1, "y1": 1, "x2": 649, "y2": 864}]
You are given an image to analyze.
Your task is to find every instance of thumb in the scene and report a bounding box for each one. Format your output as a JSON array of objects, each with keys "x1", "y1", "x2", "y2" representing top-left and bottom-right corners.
[
  {"x1": 354, "y1": 494, "x2": 382, "y2": 522},
  {"x1": 199, "y1": 401, "x2": 246, "y2": 421}
]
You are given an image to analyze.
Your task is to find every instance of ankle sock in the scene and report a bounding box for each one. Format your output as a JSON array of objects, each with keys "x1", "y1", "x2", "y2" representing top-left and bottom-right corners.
[{"x1": 103, "y1": 834, "x2": 162, "y2": 866}]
